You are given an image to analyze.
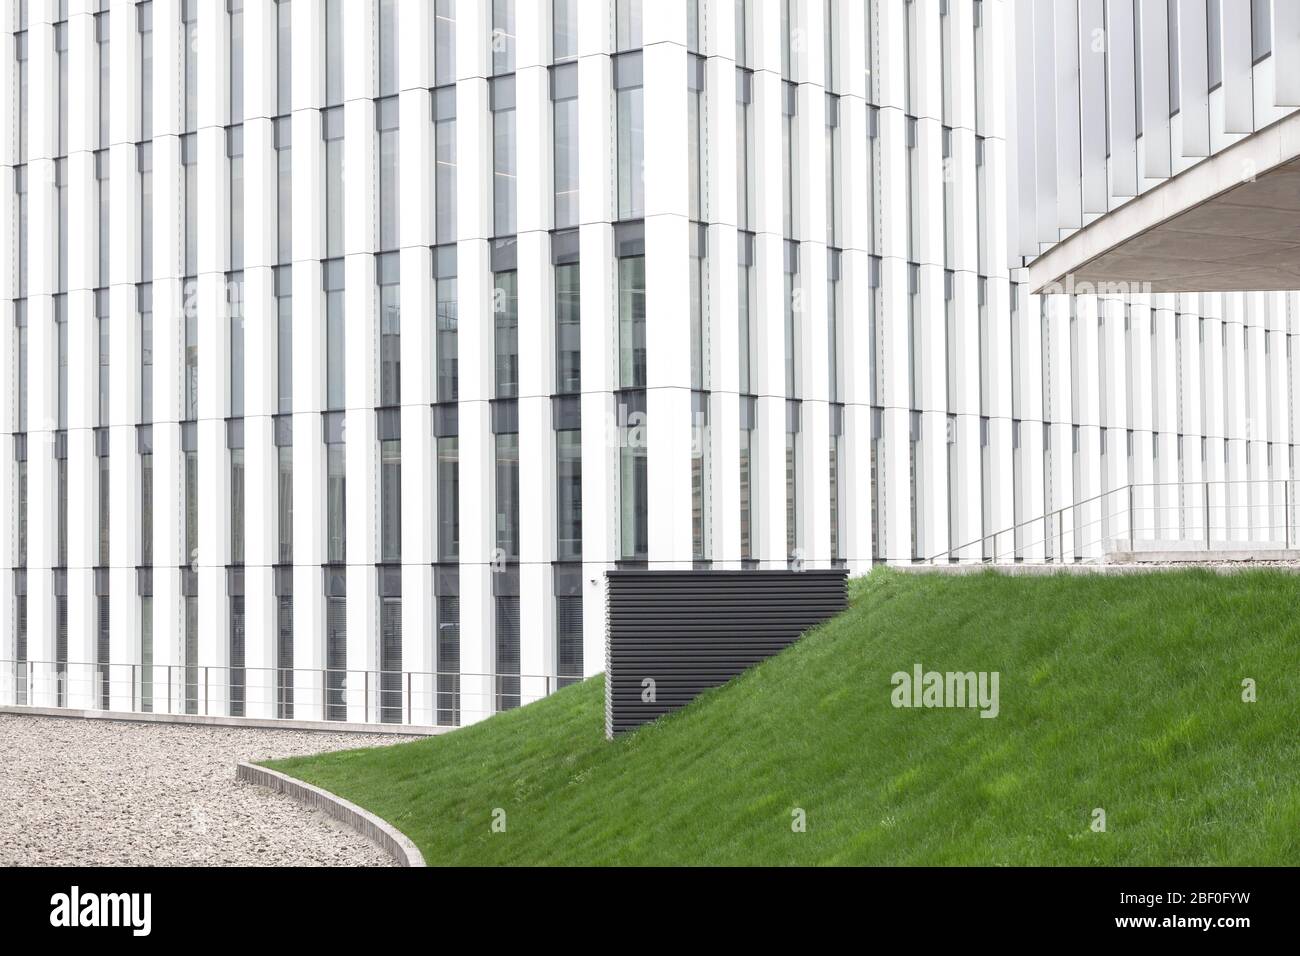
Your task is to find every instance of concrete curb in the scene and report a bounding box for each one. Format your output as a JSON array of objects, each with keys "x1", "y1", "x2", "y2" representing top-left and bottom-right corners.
[
  {"x1": 0, "y1": 704, "x2": 445, "y2": 737},
  {"x1": 236, "y1": 761, "x2": 426, "y2": 867}
]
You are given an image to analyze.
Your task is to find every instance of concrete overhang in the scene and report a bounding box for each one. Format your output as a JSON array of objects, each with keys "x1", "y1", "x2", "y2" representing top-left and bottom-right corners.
[{"x1": 1028, "y1": 110, "x2": 1300, "y2": 294}]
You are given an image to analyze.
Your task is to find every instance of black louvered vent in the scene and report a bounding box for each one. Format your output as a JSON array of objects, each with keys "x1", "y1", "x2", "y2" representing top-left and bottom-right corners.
[{"x1": 605, "y1": 569, "x2": 848, "y2": 737}]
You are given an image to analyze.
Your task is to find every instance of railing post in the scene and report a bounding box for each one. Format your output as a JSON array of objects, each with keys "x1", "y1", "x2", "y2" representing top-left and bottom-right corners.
[
  {"x1": 406, "y1": 671, "x2": 412, "y2": 725},
  {"x1": 1287, "y1": 481, "x2": 1291, "y2": 549},
  {"x1": 1205, "y1": 480, "x2": 1211, "y2": 551},
  {"x1": 1128, "y1": 484, "x2": 1135, "y2": 543},
  {"x1": 320, "y1": 668, "x2": 326, "y2": 721},
  {"x1": 364, "y1": 671, "x2": 369, "y2": 724}
]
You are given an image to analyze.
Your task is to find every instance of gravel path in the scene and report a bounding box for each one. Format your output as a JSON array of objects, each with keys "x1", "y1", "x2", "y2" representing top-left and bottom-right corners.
[{"x1": 0, "y1": 714, "x2": 415, "y2": 866}]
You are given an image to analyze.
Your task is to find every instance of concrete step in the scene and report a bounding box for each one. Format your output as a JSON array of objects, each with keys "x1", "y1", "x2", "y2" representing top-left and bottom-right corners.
[{"x1": 1102, "y1": 540, "x2": 1300, "y2": 563}]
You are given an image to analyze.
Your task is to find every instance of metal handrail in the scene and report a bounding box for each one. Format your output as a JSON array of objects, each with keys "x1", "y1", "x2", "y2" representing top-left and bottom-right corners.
[{"x1": 928, "y1": 478, "x2": 1299, "y2": 564}]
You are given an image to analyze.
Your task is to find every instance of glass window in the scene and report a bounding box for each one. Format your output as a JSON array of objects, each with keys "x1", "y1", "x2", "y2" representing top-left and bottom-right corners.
[
  {"x1": 183, "y1": 135, "x2": 197, "y2": 275},
  {"x1": 230, "y1": 0, "x2": 243, "y2": 124},
  {"x1": 327, "y1": 442, "x2": 346, "y2": 563},
  {"x1": 97, "y1": 12, "x2": 109, "y2": 149},
  {"x1": 785, "y1": 267, "x2": 799, "y2": 397},
  {"x1": 380, "y1": 439, "x2": 401, "y2": 562},
  {"x1": 276, "y1": 0, "x2": 291, "y2": 116},
  {"x1": 688, "y1": 83, "x2": 704, "y2": 221},
  {"x1": 735, "y1": 72, "x2": 752, "y2": 230},
  {"x1": 434, "y1": 105, "x2": 457, "y2": 244},
  {"x1": 183, "y1": 2, "x2": 197, "y2": 131},
  {"x1": 494, "y1": 271, "x2": 518, "y2": 398},
  {"x1": 277, "y1": 274, "x2": 292, "y2": 413},
  {"x1": 326, "y1": 596, "x2": 346, "y2": 718},
  {"x1": 184, "y1": 290, "x2": 198, "y2": 420},
  {"x1": 229, "y1": 127, "x2": 244, "y2": 271},
  {"x1": 139, "y1": 143, "x2": 153, "y2": 280},
  {"x1": 378, "y1": 99, "x2": 400, "y2": 250},
  {"x1": 492, "y1": 0, "x2": 516, "y2": 74},
  {"x1": 555, "y1": 261, "x2": 580, "y2": 393},
  {"x1": 96, "y1": 153, "x2": 109, "y2": 286},
  {"x1": 325, "y1": 0, "x2": 343, "y2": 106},
  {"x1": 735, "y1": 0, "x2": 750, "y2": 66},
  {"x1": 556, "y1": 594, "x2": 582, "y2": 685},
  {"x1": 98, "y1": 307, "x2": 109, "y2": 426},
  {"x1": 557, "y1": 430, "x2": 582, "y2": 560},
  {"x1": 690, "y1": 248, "x2": 707, "y2": 390},
  {"x1": 692, "y1": 403, "x2": 710, "y2": 561},
  {"x1": 140, "y1": 302, "x2": 153, "y2": 422},
  {"x1": 229, "y1": 276, "x2": 244, "y2": 418},
  {"x1": 493, "y1": 103, "x2": 517, "y2": 236},
  {"x1": 617, "y1": 0, "x2": 643, "y2": 50},
  {"x1": 495, "y1": 432, "x2": 519, "y2": 560},
  {"x1": 616, "y1": 84, "x2": 644, "y2": 219},
  {"x1": 184, "y1": 449, "x2": 198, "y2": 565},
  {"x1": 276, "y1": 127, "x2": 291, "y2": 263},
  {"x1": 377, "y1": 0, "x2": 397, "y2": 96},
  {"x1": 436, "y1": 275, "x2": 458, "y2": 402},
  {"x1": 230, "y1": 447, "x2": 245, "y2": 564},
  {"x1": 786, "y1": 431, "x2": 799, "y2": 560},
  {"x1": 278, "y1": 445, "x2": 292, "y2": 563},
  {"x1": 553, "y1": 94, "x2": 579, "y2": 229},
  {"x1": 324, "y1": 107, "x2": 344, "y2": 258},
  {"x1": 620, "y1": 423, "x2": 648, "y2": 560},
  {"x1": 437, "y1": 437, "x2": 459, "y2": 560},
  {"x1": 433, "y1": 0, "x2": 456, "y2": 86},
  {"x1": 1252, "y1": 0, "x2": 1271, "y2": 61},
  {"x1": 738, "y1": 256, "x2": 752, "y2": 394},
  {"x1": 99, "y1": 456, "x2": 110, "y2": 566},
  {"x1": 56, "y1": 298, "x2": 67, "y2": 429},
  {"x1": 553, "y1": 0, "x2": 578, "y2": 61},
  {"x1": 229, "y1": 594, "x2": 245, "y2": 715},
  {"x1": 618, "y1": 256, "x2": 646, "y2": 389},
  {"x1": 495, "y1": 596, "x2": 520, "y2": 710},
  {"x1": 739, "y1": 426, "x2": 753, "y2": 559},
  {"x1": 140, "y1": 452, "x2": 153, "y2": 565},
  {"x1": 437, "y1": 595, "x2": 460, "y2": 725},
  {"x1": 56, "y1": 22, "x2": 68, "y2": 156},
  {"x1": 325, "y1": 263, "x2": 345, "y2": 409},
  {"x1": 379, "y1": 262, "x2": 400, "y2": 406},
  {"x1": 139, "y1": 2, "x2": 152, "y2": 140}
]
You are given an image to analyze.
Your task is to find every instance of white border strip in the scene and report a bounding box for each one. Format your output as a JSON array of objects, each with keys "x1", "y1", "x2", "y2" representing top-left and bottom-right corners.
[{"x1": 236, "y1": 761, "x2": 426, "y2": 868}]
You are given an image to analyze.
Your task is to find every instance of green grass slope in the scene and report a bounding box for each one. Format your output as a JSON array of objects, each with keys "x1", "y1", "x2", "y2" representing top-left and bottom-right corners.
[{"x1": 268, "y1": 569, "x2": 1300, "y2": 865}]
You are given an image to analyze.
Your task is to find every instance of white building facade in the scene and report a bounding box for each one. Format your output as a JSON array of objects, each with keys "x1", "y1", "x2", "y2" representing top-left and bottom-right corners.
[{"x1": 3, "y1": 0, "x2": 1299, "y2": 727}]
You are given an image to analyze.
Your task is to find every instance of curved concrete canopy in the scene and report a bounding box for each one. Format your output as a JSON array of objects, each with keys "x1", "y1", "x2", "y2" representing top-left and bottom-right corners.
[{"x1": 1028, "y1": 109, "x2": 1300, "y2": 294}]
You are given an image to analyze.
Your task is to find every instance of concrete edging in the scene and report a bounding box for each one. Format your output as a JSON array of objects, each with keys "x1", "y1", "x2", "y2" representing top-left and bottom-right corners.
[
  {"x1": 236, "y1": 761, "x2": 426, "y2": 868},
  {"x1": 0, "y1": 704, "x2": 445, "y2": 737}
]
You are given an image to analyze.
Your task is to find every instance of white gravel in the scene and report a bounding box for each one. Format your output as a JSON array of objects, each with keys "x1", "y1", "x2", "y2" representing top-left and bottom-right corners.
[{"x1": 0, "y1": 714, "x2": 415, "y2": 866}]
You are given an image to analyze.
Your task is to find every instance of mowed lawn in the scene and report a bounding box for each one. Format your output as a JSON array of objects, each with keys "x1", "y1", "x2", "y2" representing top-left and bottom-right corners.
[{"x1": 267, "y1": 569, "x2": 1300, "y2": 865}]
